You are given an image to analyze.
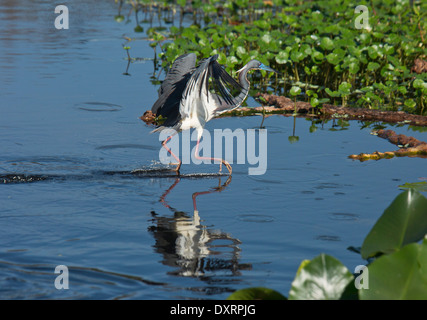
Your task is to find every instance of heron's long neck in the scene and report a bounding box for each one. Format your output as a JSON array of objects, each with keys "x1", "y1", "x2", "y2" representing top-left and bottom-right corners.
[{"x1": 233, "y1": 68, "x2": 250, "y2": 107}]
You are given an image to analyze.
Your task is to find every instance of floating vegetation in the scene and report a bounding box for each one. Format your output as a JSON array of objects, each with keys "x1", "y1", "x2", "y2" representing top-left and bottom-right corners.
[{"x1": 349, "y1": 129, "x2": 427, "y2": 161}]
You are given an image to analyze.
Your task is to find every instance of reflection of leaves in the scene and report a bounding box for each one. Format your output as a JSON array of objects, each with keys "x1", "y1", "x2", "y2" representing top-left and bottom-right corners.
[
  {"x1": 115, "y1": 15, "x2": 124, "y2": 23},
  {"x1": 134, "y1": 25, "x2": 143, "y2": 33},
  {"x1": 288, "y1": 254, "x2": 353, "y2": 300},
  {"x1": 361, "y1": 189, "x2": 427, "y2": 259},
  {"x1": 288, "y1": 135, "x2": 299, "y2": 144},
  {"x1": 359, "y1": 238, "x2": 427, "y2": 300},
  {"x1": 227, "y1": 287, "x2": 286, "y2": 300}
]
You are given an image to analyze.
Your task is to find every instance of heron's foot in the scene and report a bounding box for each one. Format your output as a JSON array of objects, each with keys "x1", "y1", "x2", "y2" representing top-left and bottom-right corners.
[
  {"x1": 220, "y1": 160, "x2": 232, "y2": 175},
  {"x1": 169, "y1": 162, "x2": 181, "y2": 174}
]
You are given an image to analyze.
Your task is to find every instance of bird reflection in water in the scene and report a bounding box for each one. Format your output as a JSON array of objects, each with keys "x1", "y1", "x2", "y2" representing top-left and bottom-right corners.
[{"x1": 148, "y1": 176, "x2": 251, "y2": 282}]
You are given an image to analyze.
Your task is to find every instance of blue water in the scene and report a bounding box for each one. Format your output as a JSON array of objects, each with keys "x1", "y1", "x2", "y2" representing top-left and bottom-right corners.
[{"x1": 1, "y1": 1, "x2": 426, "y2": 299}]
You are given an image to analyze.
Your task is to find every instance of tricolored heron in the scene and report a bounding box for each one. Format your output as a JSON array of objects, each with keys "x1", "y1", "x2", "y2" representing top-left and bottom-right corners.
[{"x1": 150, "y1": 53, "x2": 275, "y2": 174}]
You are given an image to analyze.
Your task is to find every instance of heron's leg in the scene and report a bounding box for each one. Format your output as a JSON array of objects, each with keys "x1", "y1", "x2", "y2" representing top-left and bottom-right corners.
[
  {"x1": 194, "y1": 138, "x2": 232, "y2": 175},
  {"x1": 160, "y1": 178, "x2": 180, "y2": 209},
  {"x1": 162, "y1": 134, "x2": 181, "y2": 172},
  {"x1": 192, "y1": 176, "x2": 232, "y2": 213}
]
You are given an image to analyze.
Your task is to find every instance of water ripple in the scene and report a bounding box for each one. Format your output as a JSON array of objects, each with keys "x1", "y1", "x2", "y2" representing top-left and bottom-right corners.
[{"x1": 75, "y1": 102, "x2": 123, "y2": 112}]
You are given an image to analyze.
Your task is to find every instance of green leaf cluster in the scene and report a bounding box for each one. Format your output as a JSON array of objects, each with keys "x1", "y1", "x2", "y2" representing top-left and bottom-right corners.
[{"x1": 131, "y1": 0, "x2": 426, "y2": 115}]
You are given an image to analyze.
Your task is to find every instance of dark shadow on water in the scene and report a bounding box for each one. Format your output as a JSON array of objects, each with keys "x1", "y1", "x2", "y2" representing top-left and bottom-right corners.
[{"x1": 148, "y1": 176, "x2": 251, "y2": 295}]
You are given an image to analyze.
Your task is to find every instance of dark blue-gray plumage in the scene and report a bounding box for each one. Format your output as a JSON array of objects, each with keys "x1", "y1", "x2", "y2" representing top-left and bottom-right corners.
[{"x1": 151, "y1": 53, "x2": 275, "y2": 174}]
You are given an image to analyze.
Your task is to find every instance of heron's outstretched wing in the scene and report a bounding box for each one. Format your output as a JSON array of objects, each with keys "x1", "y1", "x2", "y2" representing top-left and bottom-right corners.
[
  {"x1": 209, "y1": 60, "x2": 243, "y2": 108},
  {"x1": 180, "y1": 55, "x2": 245, "y2": 124},
  {"x1": 151, "y1": 53, "x2": 197, "y2": 127}
]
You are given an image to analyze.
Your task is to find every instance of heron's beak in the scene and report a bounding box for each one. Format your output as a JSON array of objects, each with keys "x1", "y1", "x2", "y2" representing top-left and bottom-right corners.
[
  {"x1": 236, "y1": 66, "x2": 245, "y2": 73},
  {"x1": 259, "y1": 63, "x2": 278, "y2": 73}
]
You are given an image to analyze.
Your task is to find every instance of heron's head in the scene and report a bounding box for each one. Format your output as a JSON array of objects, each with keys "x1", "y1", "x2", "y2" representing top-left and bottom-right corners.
[{"x1": 237, "y1": 60, "x2": 277, "y2": 73}]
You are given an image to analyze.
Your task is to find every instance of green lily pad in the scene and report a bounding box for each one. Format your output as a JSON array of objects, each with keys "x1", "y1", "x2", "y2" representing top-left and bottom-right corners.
[
  {"x1": 359, "y1": 238, "x2": 427, "y2": 300},
  {"x1": 361, "y1": 189, "x2": 427, "y2": 259},
  {"x1": 288, "y1": 254, "x2": 354, "y2": 300}
]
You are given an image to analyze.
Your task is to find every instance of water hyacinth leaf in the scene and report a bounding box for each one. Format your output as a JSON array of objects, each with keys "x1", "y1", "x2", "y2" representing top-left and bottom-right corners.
[
  {"x1": 325, "y1": 88, "x2": 340, "y2": 98},
  {"x1": 300, "y1": 44, "x2": 312, "y2": 57},
  {"x1": 413, "y1": 79, "x2": 427, "y2": 90},
  {"x1": 349, "y1": 61, "x2": 360, "y2": 74},
  {"x1": 338, "y1": 82, "x2": 351, "y2": 95},
  {"x1": 368, "y1": 45, "x2": 382, "y2": 59},
  {"x1": 260, "y1": 33, "x2": 272, "y2": 45},
  {"x1": 359, "y1": 238, "x2": 427, "y2": 300},
  {"x1": 367, "y1": 62, "x2": 380, "y2": 71},
  {"x1": 311, "y1": 51, "x2": 324, "y2": 64},
  {"x1": 235, "y1": 46, "x2": 246, "y2": 58},
  {"x1": 288, "y1": 254, "x2": 353, "y2": 300},
  {"x1": 253, "y1": 19, "x2": 269, "y2": 30},
  {"x1": 326, "y1": 52, "x2": 341, "y2": 65},
  {"x1": 227, "y1": 287, "x2": 286, "y2": 300},
  {"x1": 290, "y1": 86, "x2": 301, "y2": 96},
  {"x1": 291, "y1": 50, "x2": 304, "y2": 62},
  {"x1": 320, "y1": 37, "x2": 334, "y2": 51},
  {"x1": 404, "y1": 99, "x2": 416, "y2": 109},
  {"x1": 361, "y1": 189, "x2": 427, "y2": 259},
  {"x1": 226, "y1": 55, "x2": 238, "y2": 67}
]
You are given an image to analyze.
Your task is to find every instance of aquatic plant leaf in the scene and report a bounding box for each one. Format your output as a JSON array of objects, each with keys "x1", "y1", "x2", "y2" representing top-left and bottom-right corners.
[
  {"x1": 399, "y1": 182, "x2": 427, "y2": 193},
  {"x1": 348, "y1": 61, "x2": 360, "y2": 74},
  {"x1": 320, "y1": 37, "x2": 334, "y2": 51},
  {"x1": 288, "y1": 135, "x2": 299, "y2": 143},
  {"x1": 359, "y1": 238, "x2": 427, "y2": 300},
  {"x1": 288, "y1": 254, "x2": 353, "y2": 300},
  {"x1": 275, "y1": 51, "x2": 288, "y2": 64},
  {"x1": 338, "y1": 82, "x2": 351, "y2": 95},
  {"x1": 325, "y1": 88, "x2": 340, "y2": 98},
  {"x1": 326, "y1": 52, "x2": 341, "y2": 65},
  {"x1": 413, "y1": 79, "x2": 427, "y2": 90},
  {"x1": 291, "y1": 50, "x2": 304, "y2": 62},
  {"x1": 290, "y1": 86, "x2": 301, "y2": 96},
  {"x1": 134, "y1": 25, "x2": 143, "y2": 33},
  {"x1": 227, "y1": 287, "x2": 286, "y2": 300},
  {"x1": 361, "y1": 189, "x2": 427, "y2": 259},
  {"x1": 311, "y1": 51, "x2": 324, "y2": 64}
]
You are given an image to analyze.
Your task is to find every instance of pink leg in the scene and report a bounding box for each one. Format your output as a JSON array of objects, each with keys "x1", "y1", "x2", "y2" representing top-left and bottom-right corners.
[
  {"x1": 194, "y1": 138, "x2": 232, "y2": 175},
  {"x1": 160, "y1": 178, "x2": 180, "y2": 209},
  {"x1": 162, "y1": 134, "x2": 181, "y2": 172}
]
